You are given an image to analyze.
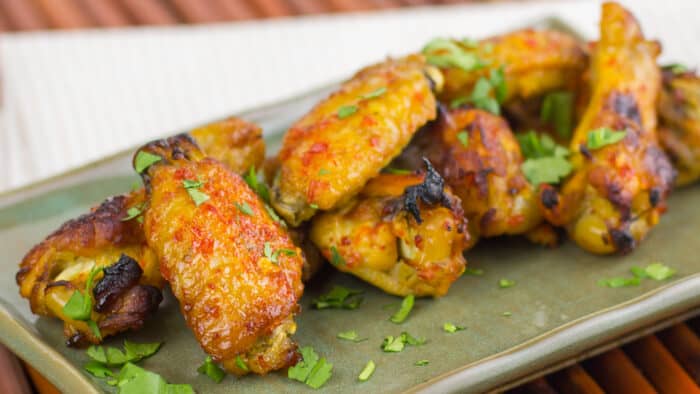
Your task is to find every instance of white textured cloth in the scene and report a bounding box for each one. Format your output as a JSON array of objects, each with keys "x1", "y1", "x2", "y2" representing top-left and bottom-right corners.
[{"x1": 0, "y1": 0, "x2": 697, "y2": 191}]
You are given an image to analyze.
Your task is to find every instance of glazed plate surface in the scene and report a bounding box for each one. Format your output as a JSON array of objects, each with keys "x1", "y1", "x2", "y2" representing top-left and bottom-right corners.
[{"x1": 2, "y1": 19, "x2": 700, "y2": 394}]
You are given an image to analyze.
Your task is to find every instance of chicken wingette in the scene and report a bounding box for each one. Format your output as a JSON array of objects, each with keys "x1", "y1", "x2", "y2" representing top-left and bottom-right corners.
[
  {"x1": 16, "y1": 117, "x2": 266, "y2": 346},
  {"x1": 271, "y1": 55, "x2": 441, "y2": 226},
  {"x1": 538, "y1": 2, "x2": 675, "y2": 255},
  {"x1": 395, "y1": 107, "x2": 547, "y2": 247},
  {"x1": 423, "y1": 29, "x2": 587, "y2": 105},
  {"x1": 310, "y1": 161, "x2": 468, "y2": 297},
  {"x1": 136, "y1": 134, "x2": 304, "y2": 375},
  {"x1": 658, "y1": 66, "x2": 700, "y2": 186}
]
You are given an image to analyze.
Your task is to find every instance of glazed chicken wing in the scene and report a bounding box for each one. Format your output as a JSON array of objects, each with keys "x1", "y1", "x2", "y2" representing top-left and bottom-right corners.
[
  {"x1": 538, "y1": 2, "x2": 675, "y2": 255},
  {"x1": 310, "y1": 162, "x2": 468, "y2": 297},
  {"x1": 137, "y1": 135, "x2": 304, "y2": 375},
  {"x1": 658, "y1": 66, "x2": 700, "y2": 186},
  {"x1": 424, "y1": 29, "x2": 587, "y2": 104},
  {"x1": 16, "y1": 117, "x2": 266, "y2": 346},
  {"x1": 271, "y1": 55, "x2": 441, "y2": 226},
  {"x1": 396, "y1": 107, "x2": 545, "y2": 246}
]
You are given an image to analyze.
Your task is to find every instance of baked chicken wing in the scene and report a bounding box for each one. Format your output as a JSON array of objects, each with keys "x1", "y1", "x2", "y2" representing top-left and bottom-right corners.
[
  {"x1": 137, "y1": 135, "x2": 304, "y2": 375},
  {"x1": 658, "y1": 66, "x2": 700, "y2": 186},
  {"x1": 271, "y1": 55, "x2": 441, "y2": 226},
  {"x1": 310, "y1": 161, "x2": 468, "y2": 297},
  {"x1": 16, "y1": 117, "x2": 266, "y2": 346},
  {"x1": 538, "y1": 2, "x2": 675, "y2": 255},
  {"x1": 424, "y1": 29, "x2": 586, "y2": 104}
]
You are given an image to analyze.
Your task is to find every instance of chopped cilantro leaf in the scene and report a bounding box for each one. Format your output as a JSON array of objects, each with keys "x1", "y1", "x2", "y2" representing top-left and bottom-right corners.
[
  {"x1": 235, "y1": 201, "x2": 254, "y2": 216},
  {"x1": 116, "y1": 362, "x2": 194, "y2": 394},
  {"x1": 235, "y1": 355, "x2": 249, "y2": 372},
  {"x1": 264, "y1": 204, "x2": 284, "y2": 225},
  {"x1": 463, "y1": 267, "x2": 484, "y2": 276},
  {"x1": 63, "y1": 265, "x2": 102, "y2": 322},
  {"x1": 87, "y1": 341, "x2": 161, "y2": 367},
  {"x1": 243, "y1": 166, "x2": 270, "y2": 203},
  {"x1": 358, "y1": 360, "x2": 376, "y2": 382},
  {"x1": 359, "y1": 87, "x2": 387, "y2": 100},
  {"x1": 312, "y1": 286, "x2": 363, "y2": 310},
  {"x1": 422, "y1": 38, "x2": 486, "y2": 72},
  {"x1": 390, "y1": 294, "x2": 415, "y2": 324},
  {"x1": 521, "y1": 156, "x2": 573, "y2": 187},
  {"x1": 121, "y1": 206, "x2": 143, "y2": 222},
  {"x1": 182, "y1": 179, "x2": 209, "y2": 207},
  {"x1": 587, "y1": 127, "x2": 627, "y2": 150},
  {"x1": 309, "y1": 203, "x2": 319, "y2": 209},
  {"x1": 645, "y1": 262, "x2": 676, "y2": 280},
  {"x1": 87, "y1": 320, "x2": 102, "y2": 340},
  {"x1": 443, "y1": 322, "x2": 466, "y2": 333},
  {"x1": 663, "y1": 63, "x2": 688, "y2": 75},
  {"x1": 329, "y1": 246, "x2": 345, "y2": 266},
  {"x1": 264, "y1": 242, "x2": 273, "y2": 260},
  {"x1": 450, "y1": 96, "x2": 469, "y2": 109},
  {"x1": 630, "y1": 266, "x2": 648, "y2": 279},
  {"x1": 415, "y1": 360, "x2": 430, "y2": 366},
  {"x1": 456, "y1": 130, "x2": 469, "y2": 147},
  {"x1": 540, "y1": 91, "x2": 574, "y2": 139},
  {"x1": 598, "y1": 277, "x2": 641, "y2": 288},
  {"x1": 288, "y1": 347, "x2": 333, "y2": 389},
  {"x1": 461, "y1": 38, "x2": 478, "y2": 48},
  {"x1": 498, "y1": 278, "x2": 516, "y2": 288},
  {"x1": 134, "y1": 151, "x2": 162, "y2": 174},
  {"x1": 489, "y1": 67, "x2": 507, "y2": 103},
  {"x1": 84, "y1": 360, "x2": 114, "y2": 378},
  {"x1": 502, "y1": 311, "x2": 512, "y2": 317},
  {"x1": 384, "y1": 168, "x2": 413, "y2": 175},
  {"x1": 337, "y1": 330, "x2": 366, "y2": 342},
  {"x1": 338, "y1": 105, "x2": 358, "y2": 119},
  {"x1": 318, "y1": 168, "x2": 331, "y2": 176},
  {"x1": 198, "y1": 356, "x2": 226, "y2": 383},
  {"x1": 381, "y1": 335, "x2": 405, "y2": 353},
  {"x1": 517, "y1": 131, "x2": 569, "y2": 160},
  {"x1": 123, "y1": 341, "x2": 161, "y2": 362},
  {"x1": 401, "y1": 331, "x2": 426, "y2": 346}
]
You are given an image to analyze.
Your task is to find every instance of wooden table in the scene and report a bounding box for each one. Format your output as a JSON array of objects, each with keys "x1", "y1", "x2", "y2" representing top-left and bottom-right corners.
[{"x1": 1, "y1": 1, "x2": 700, "y2": 393}]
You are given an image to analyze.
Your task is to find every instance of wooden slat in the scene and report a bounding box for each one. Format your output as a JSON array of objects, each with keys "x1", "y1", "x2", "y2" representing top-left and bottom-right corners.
[
  {"x1": 582, "y1": 348, "x2": 657, "y2": 394},
  {"x1": 79, "y1": 0, "x2": 131, "y2": 27},
  {"x1": 248, "y1": 0, "x2": 296, "y2": 18},
  {"x1": 170, "y1": 0, "x2": 226, "y2": 23},
  {"x1": 624, "y1": 335, "x2": 700, "y2": 394},
  {"x1": 656, "y1": 324, "x2": 700, "y2": 385},
  {"x1": 287, "y1": 0, "x2": 329, "y2": 14},
  {"x1": 508, "y1": 377, "x2": 558, "y2": 394},
  {"x1": 327, "y1": 0, "x2": 377, "y2": 12},
  {"x1": 120, "y1": 0, "x2": 180, "y2": 25},
  {"x1": 33, "y1": 0, "x2": 94, "y2": 29},
  {"x1": 547, "y1": 364, "x2": 604, "y2": 394},
  {"x1": 0, "y1": 0, "x2": 48, "y2": 30},
  {"x1": 212, "y1": 0, "x2": 259, "y2": 20},
  {"x1": 369, "y1": 0, "x2": 403, "y2": 8}
]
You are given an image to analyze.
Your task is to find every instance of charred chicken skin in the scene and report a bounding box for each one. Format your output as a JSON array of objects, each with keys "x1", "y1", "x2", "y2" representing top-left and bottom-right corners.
[
  {"x1": 538, "y1": 2, "x2": 675, "y2": 255},
  {"x1": 271, "y1": 55, "x2": 441, "y2": 226},
  {"x1": 16, "y1": 117, "x2": 266, "y2": 346},
  {"x1": 136, "y1": 135, "x2": 304, "y2": 376},
  {"x1": 425, "y1": 29, "x2": 587, "y2": 104},
  {"x1": 658, "y1": 67, "x2": 700, "y2": 186},
  {"x1": 310, "y1": 161, "x2": 468, "y2": 297}
]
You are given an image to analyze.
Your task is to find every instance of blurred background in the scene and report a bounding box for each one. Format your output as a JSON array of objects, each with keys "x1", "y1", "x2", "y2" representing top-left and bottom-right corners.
[{"x1": 2, "y1": 0, "x2": 700, "y2": 393}]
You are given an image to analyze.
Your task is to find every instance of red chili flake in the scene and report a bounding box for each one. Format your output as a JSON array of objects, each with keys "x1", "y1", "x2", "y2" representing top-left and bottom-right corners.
[
  {"x1": 414, "y1": 234, "x2": 424, "y2": 249},
  {"x1": 369, "y1": 136, "x2": 380, "y2": 147}
]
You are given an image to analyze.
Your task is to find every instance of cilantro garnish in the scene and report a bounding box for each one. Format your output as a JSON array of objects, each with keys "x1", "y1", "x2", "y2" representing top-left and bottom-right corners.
[
  {"x1": 463, "y1": 267, "x2": 484, "y2": 276},
  {"x1": 540, "y1": 91, "x2": 574, "y2": 139},
  {"x1": 422, "y1": 38, "x2": 486, "y2": 72},
  {"x1": 517, "y1": 131, "x2": 569, "y2": 159},
  {"x1": 456, "y1": 130, "x2": 469, "y2": 147},
  {"x1": 358, "y1": 360, "x2": 376, "y2": 382},
  {"x1": 312, "y1": 286, "x2": 363, "y2": 310},
  {"x1": 599, "y1": 263, "x2": 676, "y2": 288},
  {"x1": 449, "y1": 66, "x2": 506, "y2": 114},
  {"x1": 114, "y1": 362, "x2": 193, "y2": 394},
  {"x1": 644, "y1": 262, "x2": 676, "y2": 280},
  {"x1": 502, "y1": 311, "x2": 512, "y2": 317},
  {"x1": 597, "y1": 277, "x2": 641, "y2": 288},
  {"x1": 359, "y1": 87, "x2": 387, "y2": 100},
  {"x1": 198, "y1": 356, "x2": 226, "y2": 383},
  {"x1": 518, "y1": 131, "x2": 572, "y2": 187},
  {"x1": 329, "y1": 246, "x2": 345, "y2": 266},
  {"x1": 498, "y1": 278, "x2": 515, "y2": 288},
  {"x1": 415, "y1": 360, "x2": 430, "y2": 366},
  {"x1": 263, "y1": 242, "x2": 275, "y2": 263},
  {"x1": 337, "y1": 330, "x2": 366, "y2": 342},
  {"x1": 338, "y1": 105, "x2": 359, "y2": 119},
  {"x1": 384, "y1": 168, "x2": 413, "y2": 175},
  {"x1": 134, "y1": 151, "x2": 162, "y2": 174},
  {"x1": 288, "y1": 347, "x2": 333, "y2": 389},
  {"x1": 63, "y1": 265, "x2": 102, "y2": 339},
  {"x1": 87, "y1": 341, "x2": 161, "y2": 366},
  {"x1": 587, "y1": 127, "x2": 627, "y2": 150},
  {"x1": 390, "y1": 294, "x2": 415, "y2": 324},
  {"x1": 318, "y1": 168, "x2": 331, "y2": 176},
  {"x1": 234, "y1": 201, "x2": 254, "y2": 216},
  {"x1": 264, "y1": 204, "x2": 284, "y2": 225},
  {"x1": 662, "y1": 63, "x2": 688, "y2": 75},
  {"x1": 182, "y1": 179, "x2": 209, "y2": 207},
  {"x1": 235, "y1": 355, "x2": 250, "y2": 373},
  {"x1": 244, "y1": 166, "x2": 270, "y2": 203},
  {"x1": 443, "y1": 323, "x2": 466, "y2": 333},
  {"x1": 309, "y1": 203, "x2": 319, "y2": 209},
  {"x1": 381, "y1": 332, "x2": 426, "y2": 353},
  {"x1": 84, "y1": 360, "x2": 114, "y2": 378},
  {"x1": 121, "y1": 205, "x2": 144, "y2": 222}
]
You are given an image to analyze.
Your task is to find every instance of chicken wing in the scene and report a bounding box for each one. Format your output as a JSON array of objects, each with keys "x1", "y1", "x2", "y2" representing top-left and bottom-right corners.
[
  {"x1": 16, "y1": 117, "x2": 266, "y2": 346},
  {"x1": 424, "y1": 29, "x2": 587, "y2": 104},
  {"x1": 538, "y1": 2, "x2": 675, "y2": 255},
  {"x1": 137, "y1": 135, "x2": 304, "y2": 375},
  {"x1": 310, "y1": 161, "x2": 468, "y2": 297},
  {"x1": 396, "y1": 107, "x2": 543, "y2": 246},
  {"x1": 271, "y1": 55, "x2": 441, "y2": 226},
  {"x1": 658, "y1": 66, "x2": 700, "y2": 186}
]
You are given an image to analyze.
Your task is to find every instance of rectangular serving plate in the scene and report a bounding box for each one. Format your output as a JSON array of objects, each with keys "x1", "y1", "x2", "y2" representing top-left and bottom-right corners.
[{"x1": 2, "y1": 17, "x2": 700, "y2": 394}]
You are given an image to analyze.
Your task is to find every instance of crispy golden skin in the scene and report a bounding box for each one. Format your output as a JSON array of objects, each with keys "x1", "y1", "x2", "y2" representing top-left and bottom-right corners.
[
  {"x1": 16, "y1": 117, "x2": 265, "y2": 346},
  {"x1": 538, "y1": 2, "x2": 675, "y2": 255},
  {"x1": 138, "y1": 135, "x2": 304, "y2": 375},
  {"x1": 310, "y1": 169, "x2": 468, "y2": 297},
  {"x1": 16, "y1": 190, "x2": 162, "y2": 346},
  {"x1": 658, "y1": 68, "x2": 700, "y2": 186},
  {"x1": 398, "y1": 107, "x2": 542, "y2": 246},
  {"x1": 427, "y1": 29, "x2": 587, "y2": 104},
  {"x1": 271, "y1": 55, "x2": 440, "y2": 226}
]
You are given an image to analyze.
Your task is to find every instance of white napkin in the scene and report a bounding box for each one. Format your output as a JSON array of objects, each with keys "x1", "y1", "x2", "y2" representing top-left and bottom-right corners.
[{"x1": 0, "y1": 0, "x2": 697, "y2": 191}]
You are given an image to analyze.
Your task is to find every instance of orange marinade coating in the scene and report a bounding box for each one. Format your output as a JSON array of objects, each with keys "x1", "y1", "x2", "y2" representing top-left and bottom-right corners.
[{"x1": 272, "y1": 54, "x2": 438, "y2": 226}]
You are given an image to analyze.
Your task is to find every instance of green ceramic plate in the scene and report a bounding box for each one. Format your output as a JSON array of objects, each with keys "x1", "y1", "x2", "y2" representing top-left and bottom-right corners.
[{"x1": 2, "y1": 18, "x2": 700, "y2": 394}]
